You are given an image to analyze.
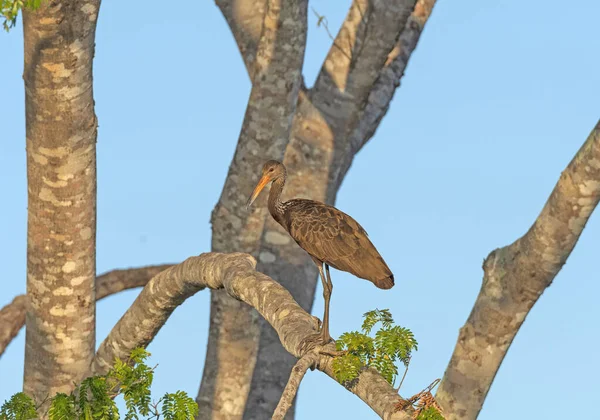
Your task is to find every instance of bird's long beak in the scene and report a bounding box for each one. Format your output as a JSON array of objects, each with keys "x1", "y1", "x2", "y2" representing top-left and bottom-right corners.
[{"x1": 246, "y1": 174, "x2": 271, "y2": 209}]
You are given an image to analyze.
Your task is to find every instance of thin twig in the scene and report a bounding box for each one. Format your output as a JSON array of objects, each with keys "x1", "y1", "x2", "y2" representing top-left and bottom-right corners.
[
  {"x1": 311, "y1": 6, "x2": 353, "y2": 61},
  {"x1": 395, "y1": 356, "x2": 411, "y2": 392},
  {"x1": 272, "y1": 351, "x2": 320, "y2": 419}
]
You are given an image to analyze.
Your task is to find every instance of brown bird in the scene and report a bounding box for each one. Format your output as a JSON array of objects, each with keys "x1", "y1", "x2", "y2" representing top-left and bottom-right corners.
[{"x1": 246, "y1": 160, "x2": 394, "y2": 345}]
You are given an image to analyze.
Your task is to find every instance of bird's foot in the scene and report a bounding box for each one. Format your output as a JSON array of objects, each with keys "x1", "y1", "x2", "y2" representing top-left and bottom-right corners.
[{"x1": 299, "y1": 330, "x2": 333, "y2": 354}]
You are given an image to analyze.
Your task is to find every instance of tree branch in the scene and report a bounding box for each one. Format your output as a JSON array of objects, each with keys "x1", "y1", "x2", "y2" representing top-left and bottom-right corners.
[
  {"x1": 334, "y1": 0, "x2": 437, "y2": 190},
  {"x1": 215, "y1": 0, "x2": 266, "y2": 78},
  {"x1": 90, "y1": 252, "x2": 413, "y2": 419},
  {"x1": 436, "y1": 119, "x2": 600, "y2": 419},
  {"x1": 0, "y1": 265, "x2": 171, "y2": 358},
  {"x1": 313, "y1": 0, "x2": 416, "y2": 102},
  {"x1": 272, "y1": 351, "x2": 319, "y2": 420},
  {"x1": 204, "y1": 1, "x2": 435, "y2": 418}
]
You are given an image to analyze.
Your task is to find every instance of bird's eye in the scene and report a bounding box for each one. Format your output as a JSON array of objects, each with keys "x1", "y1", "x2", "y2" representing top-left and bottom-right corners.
[{"x1": 268, "y1": 168, "x2": 274, "y2": 172}]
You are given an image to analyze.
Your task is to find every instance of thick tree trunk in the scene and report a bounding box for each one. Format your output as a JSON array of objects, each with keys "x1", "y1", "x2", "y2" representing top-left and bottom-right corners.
[
  {"x1": 198, "y1": 1, "x2": 435, "y2": 418},
  {"x1": 22, "y1": 0, "x2": 100, "y2": 410},
  {"x1": 197, "y1": 1, "x2": 309, "y2": 418}
]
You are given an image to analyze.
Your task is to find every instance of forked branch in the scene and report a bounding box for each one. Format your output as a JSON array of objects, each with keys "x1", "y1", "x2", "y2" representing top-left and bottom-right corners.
[
  {"x1": 90, "y1": 252, "x2": 413, "y2": 419},
  {"x1": 272, "y1": 350, "x2": 319, "y2": 420}
]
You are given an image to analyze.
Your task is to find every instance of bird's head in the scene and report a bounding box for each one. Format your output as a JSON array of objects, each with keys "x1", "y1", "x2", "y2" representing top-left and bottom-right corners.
[{"x1": 246, "y1": 160, "x2": 286, "y2": 208}]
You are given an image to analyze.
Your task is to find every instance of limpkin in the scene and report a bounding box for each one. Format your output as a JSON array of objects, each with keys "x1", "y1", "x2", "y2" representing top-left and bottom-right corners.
[{"x1": 246, "y1": 160, "x2": 394, "y2": 345}]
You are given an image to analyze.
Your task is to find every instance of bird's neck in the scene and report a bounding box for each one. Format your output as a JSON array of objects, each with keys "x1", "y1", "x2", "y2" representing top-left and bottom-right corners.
[{"x1": 268, "y1": 176, "x2": 286, "y2": 225}]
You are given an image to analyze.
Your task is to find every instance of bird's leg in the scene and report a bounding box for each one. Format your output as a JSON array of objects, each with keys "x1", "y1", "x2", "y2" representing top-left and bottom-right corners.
[
  {"x1": 318, "y1": 264, "x2": 333, "y2": 345},
  {"x1": 299, "y1": 260, "x2": 333, "y2": 353}
]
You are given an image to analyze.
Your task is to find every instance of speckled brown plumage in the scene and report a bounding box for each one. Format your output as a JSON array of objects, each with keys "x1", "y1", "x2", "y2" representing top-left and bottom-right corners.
[
  {"x1": 247, "y1": 160, "x2": 394, "y2": 344},
  {"x1": 283, "y1": 199, "x2": 394, "y2": 289}
]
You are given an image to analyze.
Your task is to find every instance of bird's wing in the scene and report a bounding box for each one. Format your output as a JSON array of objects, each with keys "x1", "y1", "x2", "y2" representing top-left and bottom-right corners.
[{"x1": 285, "y1": 200, "x2": 372, "y2": 267}]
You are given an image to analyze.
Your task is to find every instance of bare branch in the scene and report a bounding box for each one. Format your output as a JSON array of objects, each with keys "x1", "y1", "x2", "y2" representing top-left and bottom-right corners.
[
  {"x1": 0, "y1": 265, "x2": 171, "y2": 358},
  {"x1": 437, "y1": 119, "x2": 600, "y2": 419},
  {"x1": 215, "y1": 0, "x2": 266, "y2": 78},
  {"x1": 0, "y1": 296, "x2": 27, "y2": 358},
  {"x1": 311, "y1": 0, "x2": 415, "y2": 132},
  {"x1": 335, "y1": 0, "x2": 437, "y2": 189},
  {"x1": 91, "y1": 252, "x2": 413, "y2": 419},
  {"x1": 272, "y1": 351, "x2": 319, "y2": 420}
]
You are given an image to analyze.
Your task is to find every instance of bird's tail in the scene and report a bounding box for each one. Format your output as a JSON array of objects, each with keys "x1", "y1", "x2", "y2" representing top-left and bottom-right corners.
[{"x1": 374, "y1": 274, "x2": 394, "y2": 290}]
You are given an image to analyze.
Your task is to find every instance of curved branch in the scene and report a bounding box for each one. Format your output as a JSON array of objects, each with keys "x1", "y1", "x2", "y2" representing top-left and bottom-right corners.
[
  {"x1": 272, "y1": 351, "x2": 318, "y2": 420},
  {"x1": 0, "y1": 265, "x2": 172, "y2": 358},
  {"x1": 437, "y1": 119, "x2": 600, "y2": 419},
  {"x1": 91, "y1": 252, "x2": 413, "y2": 419}
]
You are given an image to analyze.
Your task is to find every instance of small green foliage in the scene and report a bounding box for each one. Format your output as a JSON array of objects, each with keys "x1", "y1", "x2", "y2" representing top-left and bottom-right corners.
[
  {"x1": 333, "y1": 309, "x2": 418, "y2": 386},
  {"x1": 0, "y1": 392, "x2": 37, "y2": 420},
  {"x1": 416, "y1": 406, "x2": 445, "y2": 420},
  {"x1": 1, "y1": 0, "x2": 43, "y2": 31},
  {"x1": 160, "y1": 391, "x2": 199, "y2": 420},
  {"x1": 48, "y1": 394, "x2": 76, "y2": 420},
  {"x1": 1, "y1": 348, "x2": 198, "y2": 420},
  {"x1": 110, "y1": 348, "x2": 153, "y2": 419},
  {"x1": 78, "y1": 376, "x2": 119, "y2": 420},
  {"x1": 331, "y1": 353, "x2": 363, "y2": 384},
  {"x1": 362, "y1": 309, "x2": 395, "y2": 334}
]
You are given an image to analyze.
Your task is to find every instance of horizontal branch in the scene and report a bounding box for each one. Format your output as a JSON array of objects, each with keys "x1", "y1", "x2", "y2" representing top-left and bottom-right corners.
[
  {"x1": 91, "y1": 252, "x2": 413, "y2": 419},
  {"x1": 437, "y1": 119, "x2": 600, "y2": 419},
  {"x1": 0, "y1": 264, "x2": 171, "y2": 358}
]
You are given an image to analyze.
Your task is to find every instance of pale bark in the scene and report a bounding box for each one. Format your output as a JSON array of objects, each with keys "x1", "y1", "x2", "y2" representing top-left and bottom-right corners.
[
  {"x1": 202, "y1": 1, "x2": 436, "y2": 418},
  {"x1": 0, "y1": 265, "x2": 171, "y2": 358},
  {"x1": 199, "y1": 0, "x2": 309, "y2": 418},
  {"x1": 22, "y1": 0, "x2": 100, "y2": 409},
  {"x1": 0, "y1": 296, "x2": 28, "y2": 358},
  {"x1": 272, "y1": 352, "x2": 319, "y2": 420},
  {"x1": 436, "y1": 119, "x2": 600, "y2": 419},
  {"x1": 91, "y1": 253, "x2": 413, "y2": 420}
]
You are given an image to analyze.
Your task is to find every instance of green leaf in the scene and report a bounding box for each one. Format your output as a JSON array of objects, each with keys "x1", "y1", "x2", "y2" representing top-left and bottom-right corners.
[
  {"x1": 332, "y1": 353, "x2": 363, "y2": 384},
  {"x1": 48, "y1": 393, "x2": 76, "y2": 420},
  {"x1": 361, "y1": 309, "x2": 394, "y2": 334},
  {"x1": 1, "y1": 0, "x2": 44, "y2": 32},
  {"x1": 334, "y1": 309, "x2": 418, "y2": 388},
  {"x1": 371, "y1": 355, "x2": 398, "y2": 385},
  {"x1": 336, "y1": 331, "x2": 374, "y2": 363},
  {"x1": 160, "y1": 391, "x2": 199, "y2": 420},
  {"x1": 0, "y1": 392, "x2": 38, "y2": 420},
  {"x1": 374, "y1": 325, "x2": 418, "y2": 366}
]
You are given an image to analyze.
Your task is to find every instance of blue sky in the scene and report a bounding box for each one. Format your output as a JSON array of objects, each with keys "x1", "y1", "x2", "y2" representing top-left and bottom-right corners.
[{"x1": 1, "y1": 0, "x2": 599, "y2": 419}]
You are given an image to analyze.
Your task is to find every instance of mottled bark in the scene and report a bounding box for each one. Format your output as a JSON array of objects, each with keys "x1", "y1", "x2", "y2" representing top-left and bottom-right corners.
[
  {"x1": 436, "y1": 119, "x2": 600, "y2": 419},
  {"x1": 0, "y1": 296, "x2": 28, "y2": 358},
  {"x1": 22, "y1": 0, "x2": 100, "y2": 408},
  {"x1": 0, "y1": 265, "x2": 171, "y2": 358},
  {"x1": 272, "y1": 351, "x2": 319, "y2": 420},
  {"x1": 246, "y1": 1, "x2": 432, "y2": 418},
  {"x1": 91, "y1": 253, "x2": 413, "y2": 420},
  {"x1": 198, "y1": 0, "x2": 308, "y2": 418},
  {"x1": 334, "y1": 0, "x2": 437, "y2": 192},
  {"x1": 201, "y1": 1, "x2": 435, "y2": 418}
]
